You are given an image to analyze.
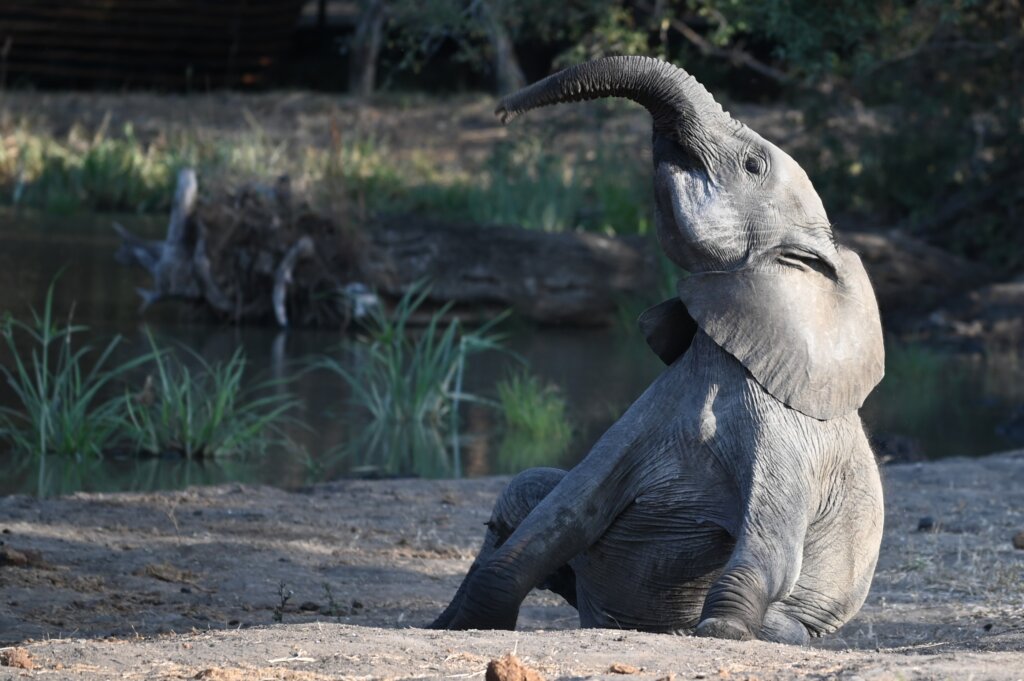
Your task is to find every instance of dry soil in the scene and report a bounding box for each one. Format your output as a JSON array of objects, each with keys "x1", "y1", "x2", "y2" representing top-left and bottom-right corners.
[{"x1": 1, "y1": 451, "x2": 1023, "y2": 680}]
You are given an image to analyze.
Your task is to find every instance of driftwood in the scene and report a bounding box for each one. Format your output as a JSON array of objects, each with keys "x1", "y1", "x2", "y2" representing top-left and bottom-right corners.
[
  {"x1": 115, "y1": 169, "x2": 375, "y2": 328},
  {"x1": 114, "y1": 169, "x2": 659, "y2": 327}
]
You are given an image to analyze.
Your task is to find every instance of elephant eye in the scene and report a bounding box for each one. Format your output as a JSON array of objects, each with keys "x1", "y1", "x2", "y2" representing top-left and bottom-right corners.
[{"x1": 744, "y1": 155, "x2": 764, "y2": 174}]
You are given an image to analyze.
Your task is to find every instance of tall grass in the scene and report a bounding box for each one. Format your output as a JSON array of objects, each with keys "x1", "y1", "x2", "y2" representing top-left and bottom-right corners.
[
  {"x1": 318, "y1": 286, "x2": 505, "y2": 477},
  {"x1": 396, "y1": 139, "x2": 651, "y2": 234},
  {"x1": 1, "y1": 120, "x2": 652, "y2": 235},
  {"x1": 1, "y1": 125, "x2": 182, "y2": 213},
  {"x1": 124, "y1": 333, "x2": 300, "y2": 460},
  {"x1": 494, "y1": 371, "x2": 573, "y2": 474},
  {"x1": 0, "y1": 281, "x2": 149, "y2": 461}
]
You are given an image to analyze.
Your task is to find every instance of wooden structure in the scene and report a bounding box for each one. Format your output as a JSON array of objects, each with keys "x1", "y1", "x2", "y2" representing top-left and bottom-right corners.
[{"x1": 0, "y1": 0, "x2": 306, "y2": 89}]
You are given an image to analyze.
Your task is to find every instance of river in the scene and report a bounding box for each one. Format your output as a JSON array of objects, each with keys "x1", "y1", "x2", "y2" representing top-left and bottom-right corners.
[{"x1": 0, "y1": 208, "x2": 1021, "y2": 496}]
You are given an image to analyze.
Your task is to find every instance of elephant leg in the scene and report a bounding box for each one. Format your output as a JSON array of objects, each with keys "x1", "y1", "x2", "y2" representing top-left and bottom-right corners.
[
  {"x1": 773, "y1": 446, "x2": 884, "y2": 639},
  {"x1": 434, "y1": 363, "x2": 685, "y2": 630},
  {"x1": 695, "y1": 471, "x2": 811, "y2": 641},
  {"x1": 430, "y1": 467, "x2": 571, "y2": 629}
]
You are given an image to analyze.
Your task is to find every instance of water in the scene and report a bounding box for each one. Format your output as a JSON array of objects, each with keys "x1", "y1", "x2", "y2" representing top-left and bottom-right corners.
[{"x1": 0, "y1": 208, "x2": 1022, "y2": 496}]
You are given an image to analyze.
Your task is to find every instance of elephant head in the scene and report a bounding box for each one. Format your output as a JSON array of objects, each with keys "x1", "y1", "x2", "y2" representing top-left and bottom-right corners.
[{"x1": 497, "y1": 56, "x2": 884, "y2": 420}]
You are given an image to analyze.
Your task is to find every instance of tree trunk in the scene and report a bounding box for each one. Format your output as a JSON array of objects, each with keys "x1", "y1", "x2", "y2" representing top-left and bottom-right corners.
[
  {"x1": 476, "y1": 0, "x2": 525, "y2": 94},
  {"x1": 349, "y1": 0, "x2": 386, "y2": 97}
]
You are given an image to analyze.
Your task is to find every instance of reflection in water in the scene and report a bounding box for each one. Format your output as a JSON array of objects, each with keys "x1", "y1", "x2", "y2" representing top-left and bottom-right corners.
[
  {"x1": 11, "y1": 451, "x2": 266, "y2": 499},
  {"x1": 1, "y1": 208, "x2": 1023, "y2": 496},
  {"x1": 861, "y1": 343, "x2": 1024, "y2": 461}
]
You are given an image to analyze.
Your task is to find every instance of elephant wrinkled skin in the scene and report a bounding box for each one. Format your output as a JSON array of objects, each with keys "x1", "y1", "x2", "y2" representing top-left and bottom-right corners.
[{"x1": 430, "y1": 56, "x2": 885, "y2": 645}]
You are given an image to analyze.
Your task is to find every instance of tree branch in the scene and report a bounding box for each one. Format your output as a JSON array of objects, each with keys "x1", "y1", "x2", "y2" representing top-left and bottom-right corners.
[
  {"x1": 636, "y1": 2, "x2": 791, "y2": 84},
  {"x1": 273, "y1": 236, "x2": 315, "y2": 328}
]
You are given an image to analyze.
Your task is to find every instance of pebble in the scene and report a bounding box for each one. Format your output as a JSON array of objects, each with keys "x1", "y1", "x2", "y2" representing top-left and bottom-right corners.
[
  {"x1": 608, "y1": 662, "x2": 641, "y2": 674},
  {"x1": 917, "y1": 516, "x2": 938, "y2": 532},
  {"x1": 0, "y1": 647, "x2": 35, "y2": 670},
  {"x1": 486, "y1": 654, "x2": 545, "y2": 681},
  {"x1": 1013, "y1": 530, "x2": 1024, "y2": 550}
]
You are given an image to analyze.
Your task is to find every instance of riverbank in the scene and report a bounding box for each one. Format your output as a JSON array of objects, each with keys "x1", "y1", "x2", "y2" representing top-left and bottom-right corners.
[{"x1": 1, "y1": 450, "x2": 1022, "y2": 679}]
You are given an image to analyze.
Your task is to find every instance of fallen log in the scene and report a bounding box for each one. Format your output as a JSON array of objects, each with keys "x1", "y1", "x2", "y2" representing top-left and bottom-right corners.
[
  {"x1": 364, "y1": 216, "x2": 657, "y2": 325},
  {"x1": 114, "y1": 169, "x2": 659, "y2": 327}
]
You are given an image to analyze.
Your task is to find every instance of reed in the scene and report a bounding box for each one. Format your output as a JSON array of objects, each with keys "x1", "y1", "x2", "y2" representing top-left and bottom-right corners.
[
  {"x1": 123, "y1": 332, "x2": 300, "y2": 460},
  {"x1": 318, "y1": 286, "x2": 505, "y2": 477},
  {"x1": 494, "y1": 370, "x2": 573, "y2": 474},
  {"x1": 0, "y1": 280, "x2": 147, "y2": 461}
]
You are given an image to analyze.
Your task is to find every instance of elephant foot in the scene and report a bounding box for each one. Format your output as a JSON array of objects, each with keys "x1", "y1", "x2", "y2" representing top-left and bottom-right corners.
[
  {"x1": 694, "y1": 617, "x2": 755, "y2": 641},
  {"x1": 760, "y1": 606, "x2": 810, "y2": 645}
]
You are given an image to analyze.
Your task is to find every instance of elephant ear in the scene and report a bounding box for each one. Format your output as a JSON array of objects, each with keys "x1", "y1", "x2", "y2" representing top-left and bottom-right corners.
[
  {"x1": 637, "y1": 298, "x2": 699, "y2": 365},
  {"x1": 677, "y1": 247, "x2": 884, "y2": 420}
]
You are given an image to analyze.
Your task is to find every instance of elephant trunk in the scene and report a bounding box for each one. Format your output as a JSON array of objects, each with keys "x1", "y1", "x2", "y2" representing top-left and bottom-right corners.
[{"x1": 495, "y1": 55, "x2": 733, "y2": 147}]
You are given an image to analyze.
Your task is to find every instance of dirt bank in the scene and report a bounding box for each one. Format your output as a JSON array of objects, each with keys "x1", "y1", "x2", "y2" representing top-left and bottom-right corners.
[{"x1": 1, "y1": 451, "x2": 1023, "y2": 679}]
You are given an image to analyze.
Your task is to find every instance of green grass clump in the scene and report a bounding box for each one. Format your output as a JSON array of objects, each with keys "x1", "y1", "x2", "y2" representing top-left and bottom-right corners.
[
  {"x1": 319, "y1": 286, "x2": 505, "y2": 477},
  {"x1": 396, "y1": 139, "x2": 651, "y2": 235},
  {"x1": 124, "y1": 333, "x2": 299, "y2": 460},
  {"x1": 0, "y1": 282, "x2": 148, "y2": 461},
  {"x1": 1, "y1": 125, "x2": 182, "y2": 213},
  {"x1": 1, "y1": 118, "x2": 652, "y2": 236},
  {"x1": 494, "y1": 370, "x2": 573, "y2": 474}
]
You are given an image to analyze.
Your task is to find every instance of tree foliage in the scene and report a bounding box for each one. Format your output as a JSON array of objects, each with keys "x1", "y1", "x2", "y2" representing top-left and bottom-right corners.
[{"x1": 353, "y1": 0, "x2": 1023, "y2": 268}]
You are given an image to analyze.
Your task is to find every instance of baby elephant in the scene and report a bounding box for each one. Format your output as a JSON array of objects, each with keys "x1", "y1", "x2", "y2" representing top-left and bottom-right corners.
[{"x1": 432, "y1": 56, "x2": 885, "y2": 644}]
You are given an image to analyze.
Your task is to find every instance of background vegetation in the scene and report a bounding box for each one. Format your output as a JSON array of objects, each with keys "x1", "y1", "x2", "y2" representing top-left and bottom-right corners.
[
  {"x1": 0, "y1": 1, "x2": 1021, "y2": 493},
  {"x1": 359, "y1": 0, "x2": 1022, "y2": 269},
  {"x1": 2, "y1": 1, "x2": 1019, "y2": 270}
]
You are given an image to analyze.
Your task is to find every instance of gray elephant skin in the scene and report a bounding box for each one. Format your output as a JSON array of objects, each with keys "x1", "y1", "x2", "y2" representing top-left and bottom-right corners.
[{"x1": 431, "y1": 56, "x2": 886, "y2": 645}]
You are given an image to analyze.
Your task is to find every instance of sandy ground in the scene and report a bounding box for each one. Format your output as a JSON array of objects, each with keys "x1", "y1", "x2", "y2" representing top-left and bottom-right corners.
[{"x1": 1, "y1": 451, "x2": 1023, "y2": 680}]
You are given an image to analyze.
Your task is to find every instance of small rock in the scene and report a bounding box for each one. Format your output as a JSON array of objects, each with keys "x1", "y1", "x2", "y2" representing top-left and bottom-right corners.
[
  {"x1": 1013, "y1": 530, "x2": 1024, "y2": 550},
  {"x1": 609, "y1": 662, "x2": 642, "y2": 674},
  {"x1": 485, "y1": 653, "x2": 545, "y2": 681},
  {"x1": 299, "y1": 601, "x2": 320, "y2": 612},
  {"x1": 351, "y1": 599, "x2": 364, "y2": 610},
  {"x1": 0, "y1": 647, "x2": 35, "y2": 670},
  {"x1": 917, "y1": 516, "x2": 938, "y2": 532}
]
